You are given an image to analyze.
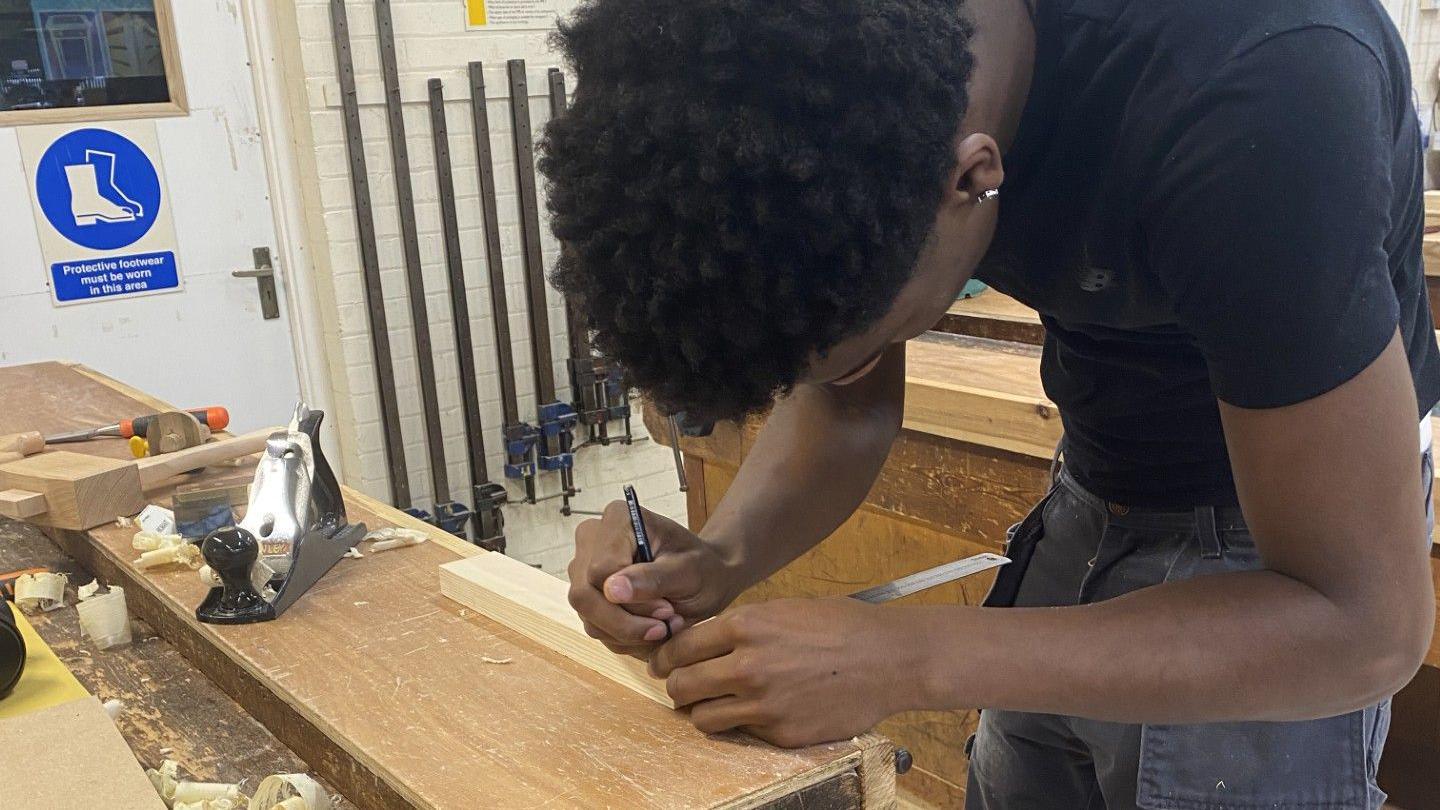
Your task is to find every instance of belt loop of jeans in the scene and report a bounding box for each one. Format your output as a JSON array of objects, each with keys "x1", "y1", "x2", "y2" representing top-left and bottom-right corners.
[{"x1": 1195, "y1": 505, "x2": 1223, "y2": 559}]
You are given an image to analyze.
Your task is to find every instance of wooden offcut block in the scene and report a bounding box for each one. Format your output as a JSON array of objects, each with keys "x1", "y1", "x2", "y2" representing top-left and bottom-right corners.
[{"x1": 0, "y1": 452, "x2": 142, "y2": 530}]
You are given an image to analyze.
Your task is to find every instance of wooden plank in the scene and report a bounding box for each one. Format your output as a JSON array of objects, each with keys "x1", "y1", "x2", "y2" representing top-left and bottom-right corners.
[
  {"x1": 935, "y1": 292, "x2": 1044, "y2": 344},
  {"x1": 0, "y1": 361, "x2": 893, "y2": 809},
  {"x1": 439, "y1": 551, "x2": 675, "y2": 708},
  {"x1": 905, "y1": 334, "x2": 1058, "y2": 461},
  {"x1": 0, "y1": 697, "x2": 168, "y2": 810}
]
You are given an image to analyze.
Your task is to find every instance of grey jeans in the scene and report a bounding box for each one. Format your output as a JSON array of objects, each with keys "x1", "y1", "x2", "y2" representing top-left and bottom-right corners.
[{"x1": 965, "y1": 450, "x2": 1434, "y2": 810}]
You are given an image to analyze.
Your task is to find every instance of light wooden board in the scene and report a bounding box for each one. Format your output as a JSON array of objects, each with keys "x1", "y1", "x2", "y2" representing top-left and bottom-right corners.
[
  {"x1": 0, "y1": 361, "x2": 893, "y2": 809},
  {"x1": 905, "y1": 334, "x2": 1059, "y2": 460},
  {"x1": 946, "y1": 292, "x2": 1041, "y2": 326},
  {"x1": 0, "y1": 697, "x2": 167, "y2": 810},
  {"x1": 439, "y1": 552, "x2": 674, "y2": 708}
]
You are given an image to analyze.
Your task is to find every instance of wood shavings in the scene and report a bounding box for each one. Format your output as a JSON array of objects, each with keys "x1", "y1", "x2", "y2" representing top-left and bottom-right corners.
[
  {"x1": 174, "y1": 800, "x2": 244, "y2": 810},
  {"x1": 116, "y1": 515, "x2": 136, "y2": 528},
  {"x1": 199, "y1": 566, "x2": 222, "y2": 587},
  {"x1": 134, "y1": 530, "x2": 185, "y2": 552},
  {"x1": 77, "y1": 579, "x2": 102, "y2": 601},
  {"x1": 13, "y1": 571, "x2": 67, "y2": 612},
  {"x1": 249, "y1": 774, "x2": 330, "y2": 810},
  {"x1": 147, "y1": 760, "x2": 180, "y2": 804},
  {"x1": 173, "y1": 782, "x2": 244, "y2": 804},
  {"x1": 343, "y1": 547, "x2": 364, "y2": 559},
  {"x1": 363, "y1": 527, "x2": 428, "y2": 553},
  {"x1": 76, "y1": 585, "x2": 132, "y2": 649},
  {"x1": 102, "y1": 698, "x2": 124, "y2": 719},
  {"x1": 481, "y1": 656, "x2": 514, "y2": 665},
  {"x1": 135, "y1": 542, "x2": 203, "y2": 571}
]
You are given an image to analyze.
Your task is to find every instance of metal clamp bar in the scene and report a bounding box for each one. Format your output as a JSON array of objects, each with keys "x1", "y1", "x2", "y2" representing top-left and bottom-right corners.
[
  {"x1": 376, "y1": 0, "x2": 451, "y2": 506},
  {"x1": 508, "y1": 59, "x2": 557, "y2": 407},
  {"x1": 328, "y1": 0, "x2": 410, "y2": 508}
]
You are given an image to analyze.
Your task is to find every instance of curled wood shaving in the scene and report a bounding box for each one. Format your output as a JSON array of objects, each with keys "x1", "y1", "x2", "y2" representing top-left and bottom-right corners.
[
  {"x1": 173, "y1": 781, "x2": 244, "y2": 804},
  {"x1": 363, "y1": 527, "x2": 429, "y2": 553},
  {"x1": 135, "y1": 543, "x2": 202, "y2": 571},
  {"x1": 481, "y1": 656, "x2": 514, "y2": 665},
  {"x1": 133, "y1": 530, "x2": 185, "y2": 552},
  {"x1": 102, "y1": 698, "x2": 124, "y2": 719},
  {"x1": 249, "y1": 774, "x2": 330, "y2": 810},
  {"x1": 76, "y1": 586, "x2": 132, "y2": 649},
  {"x1": 14, "y1": 572, "x2": 67, "y2": 613},
  {"x1": 115, "y1": 515, "x2": 136, "y2": 529},
  {"x1": 147, "y1": 760, "x2": 180, "y2": 804},
  {"x1": 77, "y1": 579, "x2": 102, "y2": 601}
]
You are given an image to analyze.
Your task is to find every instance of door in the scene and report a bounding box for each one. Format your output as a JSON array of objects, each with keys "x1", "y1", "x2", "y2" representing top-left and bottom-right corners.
[{"x1": 0, "y1": 0, "x2": 301, "y2": 434}]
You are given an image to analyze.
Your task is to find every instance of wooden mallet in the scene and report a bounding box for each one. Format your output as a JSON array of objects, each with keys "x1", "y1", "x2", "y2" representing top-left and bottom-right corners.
[{"x1": 0, "y1": 428, "x2": 278, "y2": 531}]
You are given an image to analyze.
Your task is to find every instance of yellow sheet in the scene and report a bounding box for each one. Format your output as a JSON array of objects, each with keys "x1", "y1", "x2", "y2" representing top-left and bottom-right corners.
[{"x1": 0, "y1": 607, "x2": 90, "y2": 720}]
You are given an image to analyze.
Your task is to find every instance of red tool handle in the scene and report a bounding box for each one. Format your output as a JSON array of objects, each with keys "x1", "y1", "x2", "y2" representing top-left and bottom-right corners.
[{"x1": 122, "y1": 407, "x2": 230, "y2": 438}]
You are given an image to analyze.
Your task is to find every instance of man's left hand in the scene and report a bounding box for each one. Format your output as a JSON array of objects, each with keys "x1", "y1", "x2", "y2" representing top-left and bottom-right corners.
[{"x1": 651, "y1": 597, "x2": 922, "y2": 748}]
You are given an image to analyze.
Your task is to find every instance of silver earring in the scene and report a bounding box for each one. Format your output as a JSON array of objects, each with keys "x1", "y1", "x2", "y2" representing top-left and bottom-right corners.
[{"x1": 975, "y1": 189, "x2": 1000, "y2": 206}]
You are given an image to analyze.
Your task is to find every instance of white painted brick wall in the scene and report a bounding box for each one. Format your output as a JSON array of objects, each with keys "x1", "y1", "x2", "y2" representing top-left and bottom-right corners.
[{"x1": 293, "y1": 1, "x2": 685, "y2": 556}]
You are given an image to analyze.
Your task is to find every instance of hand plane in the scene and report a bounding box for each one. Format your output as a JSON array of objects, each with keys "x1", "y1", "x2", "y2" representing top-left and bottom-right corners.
[{"x1": 196, "y1": 405, "x2": 366, "y2": 624}]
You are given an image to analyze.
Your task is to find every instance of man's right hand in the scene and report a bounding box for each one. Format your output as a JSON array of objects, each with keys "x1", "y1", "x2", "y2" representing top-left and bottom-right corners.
[{"x1": 568, "y1": 501, "x2": 743, "y2": 658}]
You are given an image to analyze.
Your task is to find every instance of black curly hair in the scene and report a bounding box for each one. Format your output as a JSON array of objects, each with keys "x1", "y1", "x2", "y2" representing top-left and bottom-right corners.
[{"x1": 540, "y1": 0, "x2": 976, "y2": 422}]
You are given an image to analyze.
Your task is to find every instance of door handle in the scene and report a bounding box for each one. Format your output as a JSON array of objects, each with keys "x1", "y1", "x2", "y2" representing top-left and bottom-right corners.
[{"x1": 235, "y1": 246, "x2": 280, "y2": 320}]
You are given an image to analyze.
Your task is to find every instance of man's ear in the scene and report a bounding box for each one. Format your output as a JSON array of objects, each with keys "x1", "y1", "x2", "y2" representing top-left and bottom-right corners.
[{"x1": 946, "y1": 132, "x2": 1005, "y2": 205}]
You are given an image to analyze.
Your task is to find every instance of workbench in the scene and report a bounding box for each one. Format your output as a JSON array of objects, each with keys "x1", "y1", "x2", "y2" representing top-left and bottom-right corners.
[
  {"x1": 654, "y1": 318, "x2": 1440, "y2": 808},
  {"x1": 0, "y1": 361, "x2": 896, "y2": 809}
]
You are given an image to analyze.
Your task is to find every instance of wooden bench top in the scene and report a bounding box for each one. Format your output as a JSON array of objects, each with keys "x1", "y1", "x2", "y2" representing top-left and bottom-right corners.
[{"x1": 0, "y1": 361, "x2": 894, "y2": 810}]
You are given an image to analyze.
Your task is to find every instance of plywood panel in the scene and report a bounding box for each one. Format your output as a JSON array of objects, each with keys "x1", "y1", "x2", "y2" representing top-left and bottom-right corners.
[{"x1": 0, "y1": 697, "x2": 166, "y2": 810}]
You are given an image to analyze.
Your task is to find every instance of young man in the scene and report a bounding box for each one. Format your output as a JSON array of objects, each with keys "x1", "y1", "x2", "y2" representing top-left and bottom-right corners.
[{"x1": 542, "y1": 1, "x2": 1440, "y2": 806}]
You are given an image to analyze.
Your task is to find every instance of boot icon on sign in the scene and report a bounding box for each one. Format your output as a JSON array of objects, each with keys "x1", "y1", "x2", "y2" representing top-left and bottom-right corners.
[{"x1": 64, "y1": 149, "x2": 145, "y2": 226}]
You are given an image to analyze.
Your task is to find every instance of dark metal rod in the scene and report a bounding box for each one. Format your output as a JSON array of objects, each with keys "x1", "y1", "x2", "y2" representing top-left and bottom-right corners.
[
  {"x1": 469, "y1": 62, "x2": 522, "y2": 429},
  {"x1": 375, "y1": 0, "x2": 450, "y2": 504},
  {"x1": 329, "y1": 0, "x2": 411, "y2": 509},
  {"x1": 667, "y1": 415, "x2": 689, "y2": 493},
  {"x1": 428, "y1": 78, "x2": 490, "y2": 492},
  {"x1": 546, "y1": 68, "x2": 591, "y2": 366},
  {"x1": 507, "y1": 59, "x2": 557, "y2": 406}
]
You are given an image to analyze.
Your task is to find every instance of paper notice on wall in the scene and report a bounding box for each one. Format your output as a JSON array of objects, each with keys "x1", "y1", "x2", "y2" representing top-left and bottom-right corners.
[{"x1": 467, "y1": 0, "x2": 574, "y2": 30}]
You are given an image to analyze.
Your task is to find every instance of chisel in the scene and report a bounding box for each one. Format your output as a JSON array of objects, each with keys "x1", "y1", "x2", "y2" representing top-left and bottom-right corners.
[
  {"x1": 44, "y1": 407, "x2": 229, "y2": 444},
  {"x1": 848, "y1": 554, "x2": 1011, "y2": 604}
]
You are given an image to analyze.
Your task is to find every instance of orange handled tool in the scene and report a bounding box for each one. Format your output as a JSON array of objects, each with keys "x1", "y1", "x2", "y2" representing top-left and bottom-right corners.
[{"x1": 45, "y1": 407, "x2": 229, "y2": 445}]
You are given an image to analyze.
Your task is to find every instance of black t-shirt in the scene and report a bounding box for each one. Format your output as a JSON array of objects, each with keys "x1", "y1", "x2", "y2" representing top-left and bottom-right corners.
[{"x1": 978, "y1": 0, "x2": 1440, "y2": 507}]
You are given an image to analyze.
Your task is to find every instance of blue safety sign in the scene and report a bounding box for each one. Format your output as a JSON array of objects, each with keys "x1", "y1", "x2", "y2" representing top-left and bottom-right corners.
[
  {"x1": 35, "y1": 128, "x2": 162, "y2": 250},
  {"x1": 26, "y1": 125, "x2": 180, "y2": 303}
]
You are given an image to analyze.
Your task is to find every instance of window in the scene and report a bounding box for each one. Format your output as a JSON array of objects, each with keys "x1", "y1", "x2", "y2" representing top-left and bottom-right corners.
[{"x1": 0, "y1": 0, "x2": 185, "y2": 124}]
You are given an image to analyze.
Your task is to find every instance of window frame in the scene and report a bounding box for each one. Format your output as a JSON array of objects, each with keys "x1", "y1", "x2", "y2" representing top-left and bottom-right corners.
[{"x1": 0, "y1": 0, "x2": 188, "y2": 127}]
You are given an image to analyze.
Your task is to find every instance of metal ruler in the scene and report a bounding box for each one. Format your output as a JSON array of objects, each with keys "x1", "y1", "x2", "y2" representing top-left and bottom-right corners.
[{"x1": 848, "y1": 553, "x2": 1010, "y2": 604}]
